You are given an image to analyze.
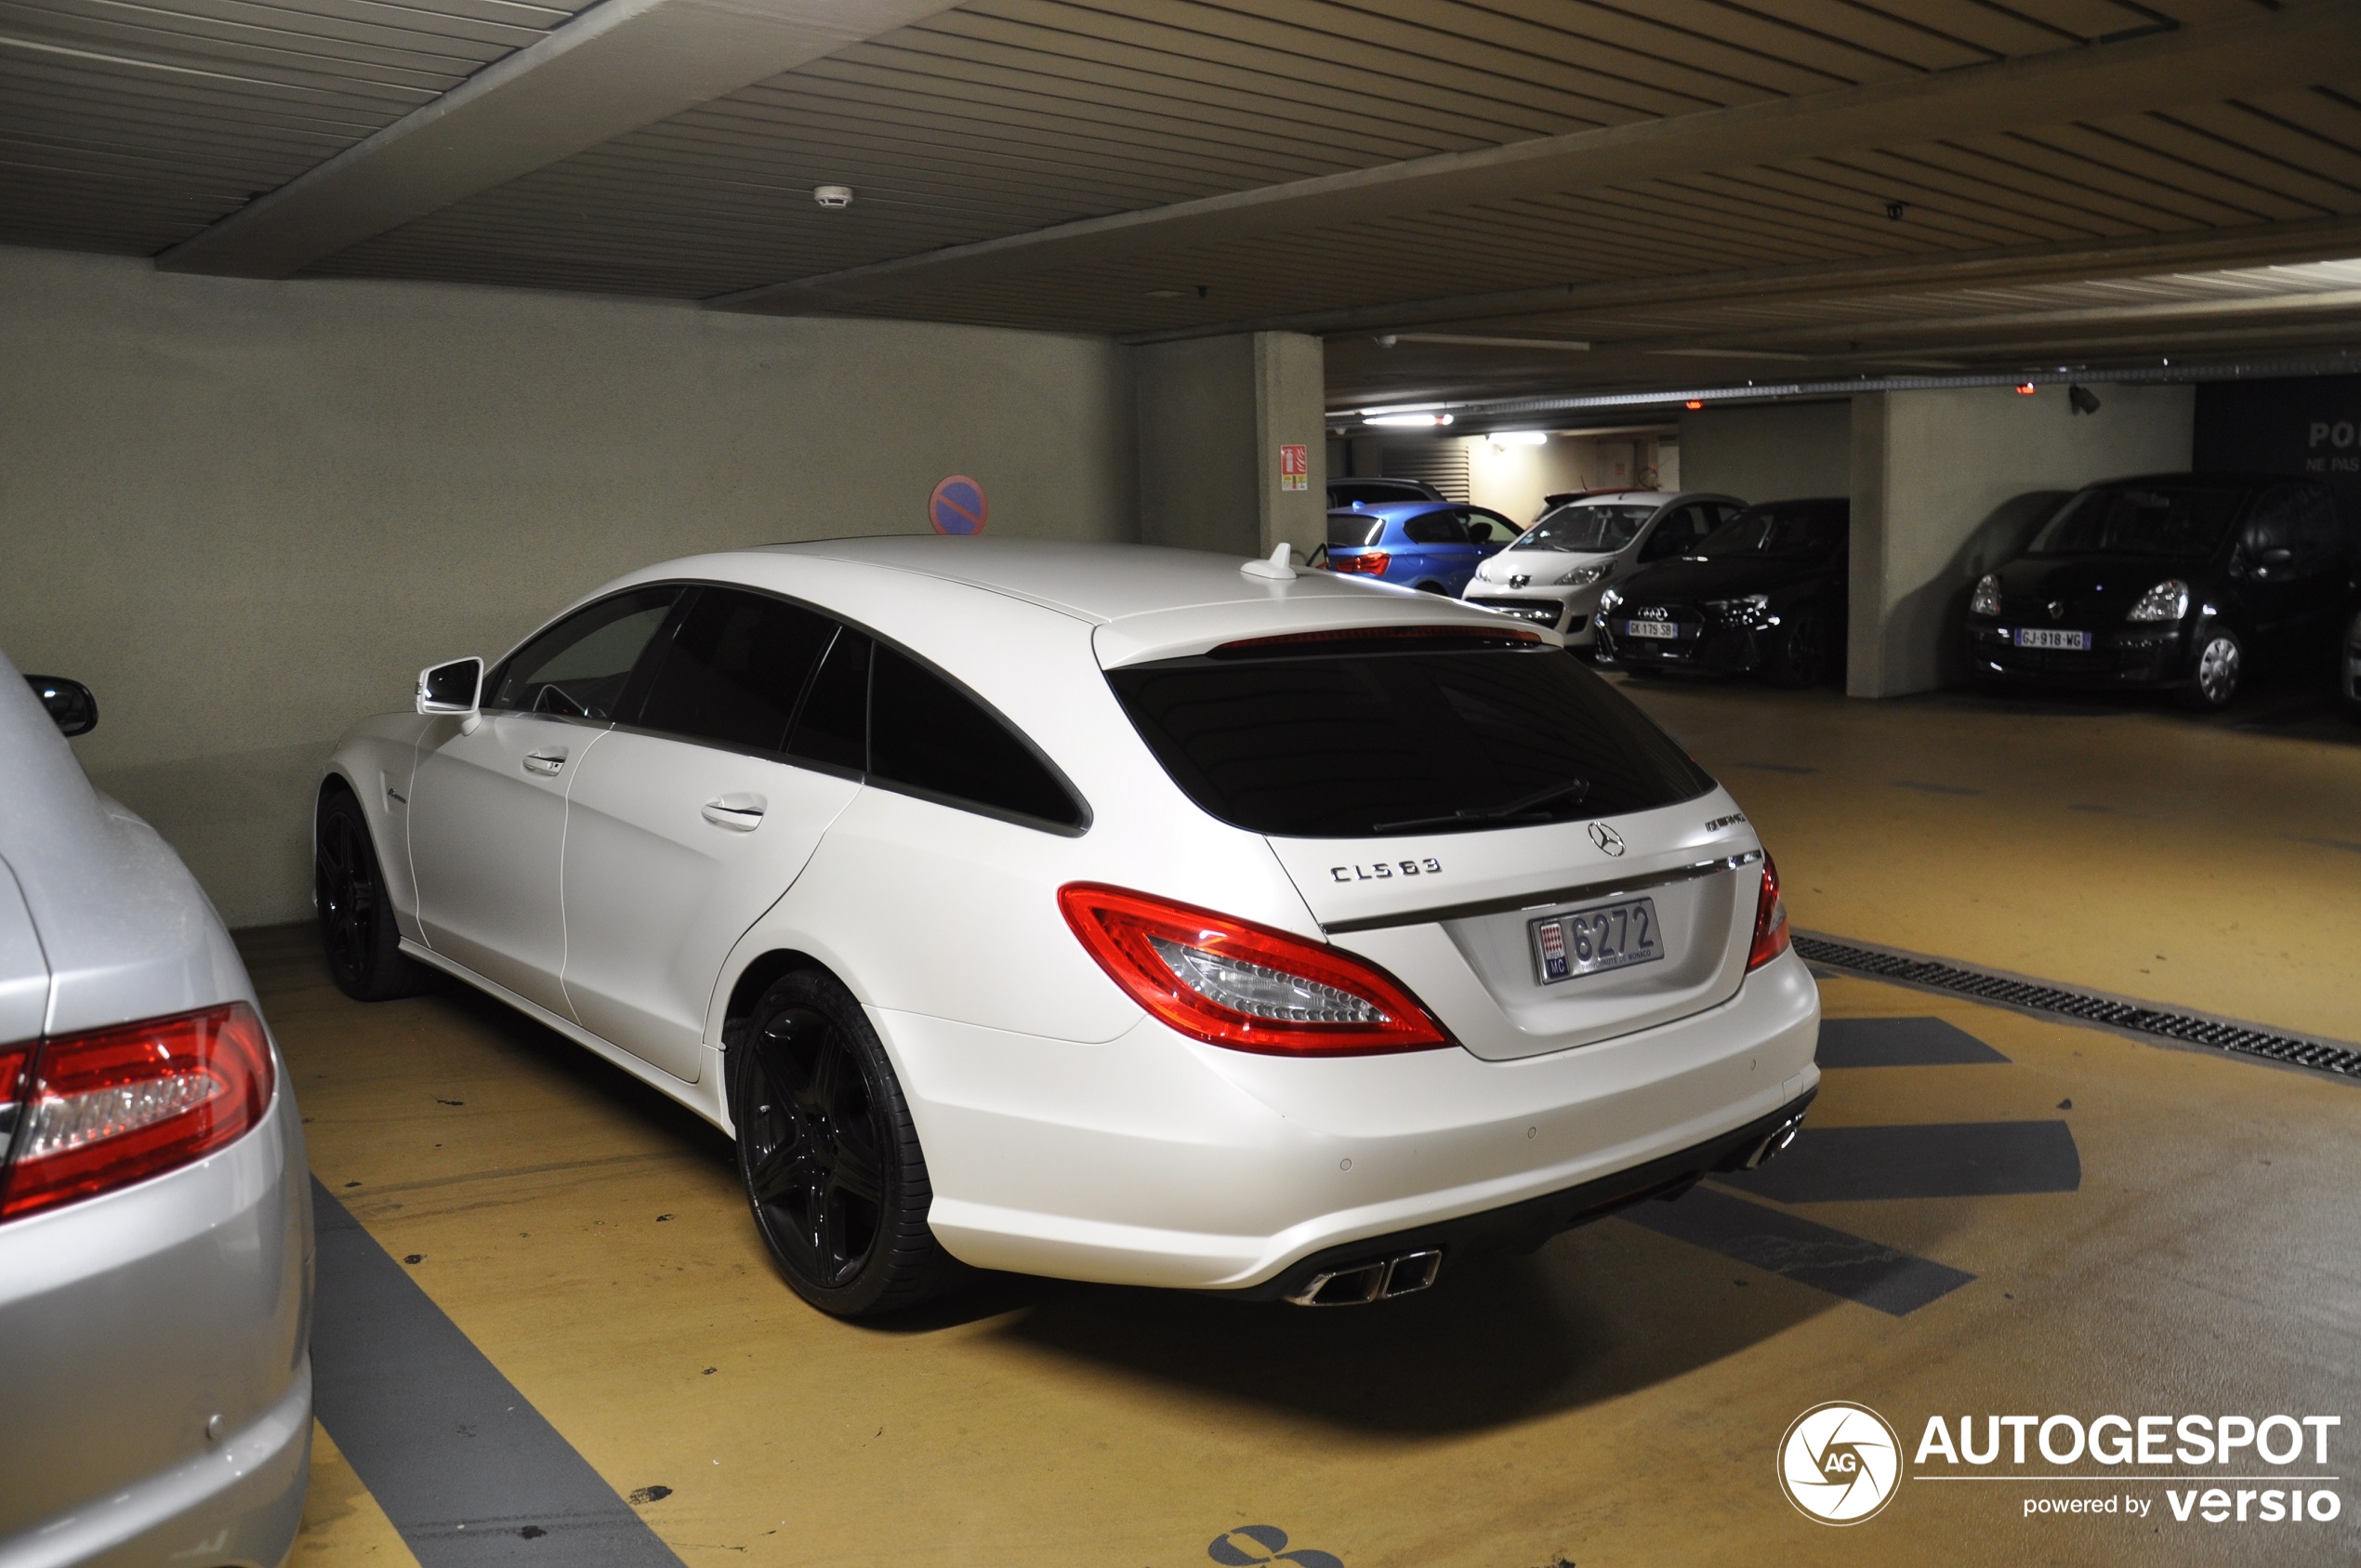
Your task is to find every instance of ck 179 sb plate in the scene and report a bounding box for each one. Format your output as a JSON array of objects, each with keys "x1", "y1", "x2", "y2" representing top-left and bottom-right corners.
[{"x1": 1532, "y1": 896, "x2": 1665, "y2": 984}]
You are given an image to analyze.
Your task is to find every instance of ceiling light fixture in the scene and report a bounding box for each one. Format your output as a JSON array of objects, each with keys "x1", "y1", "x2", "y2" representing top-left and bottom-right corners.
[
  {"x1": 1488, "y1": 430, "x2": 1548, "y2": 445},
  {"x1": 813, "y1": 185, "x2": 853, "y2": 209},
  {"x1": 1144, "y1": 288, "x2": 1188, "y2": 298},
  {"x1": 1366, "y1": 413, "x2": 1455, "y2": 428}
]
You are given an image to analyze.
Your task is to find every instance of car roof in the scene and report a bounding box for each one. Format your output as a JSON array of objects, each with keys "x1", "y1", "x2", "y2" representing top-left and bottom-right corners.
[
  {"x1": 595, "y1": 536, "x2": 1553, "y2": 668},
  {"x1": 1327, "y1": 499, "x2": 1467, "y2": 518}
]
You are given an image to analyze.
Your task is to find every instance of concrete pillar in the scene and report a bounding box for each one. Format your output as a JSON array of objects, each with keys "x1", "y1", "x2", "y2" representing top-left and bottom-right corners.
[
  {"x1": 1134, "y1": 331, "x2": 1326, "y2": 560},
  {"x1": 1846, "y1": 383, "x2": 2196, "y2": 697}
]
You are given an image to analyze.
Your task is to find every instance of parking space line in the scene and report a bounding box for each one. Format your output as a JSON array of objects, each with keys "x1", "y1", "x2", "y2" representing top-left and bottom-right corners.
[
  {"x1": 1619, "y1": 1187, "x2": 1975, "y2": 1317},
  {"x1": 310, "y1": 1179, "x2": 685, "y2": 1567},
  {"x1": 1717, "y1": 1121, "x2": 2080, "y2": 1204},
  {"x1": 1816, "y1": 1016, "x2": 2010, "y2": 1067}
]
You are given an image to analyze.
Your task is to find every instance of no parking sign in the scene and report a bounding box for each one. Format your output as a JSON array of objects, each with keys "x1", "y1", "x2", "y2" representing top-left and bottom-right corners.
[{"x1": 928, "y1": 475, "x2": 987, "y2": 534}]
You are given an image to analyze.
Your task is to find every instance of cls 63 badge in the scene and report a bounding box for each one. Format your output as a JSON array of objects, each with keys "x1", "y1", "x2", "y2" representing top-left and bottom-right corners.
[{"x1": 1331, "y1": 859, "x2": 1442, "y2": 882}]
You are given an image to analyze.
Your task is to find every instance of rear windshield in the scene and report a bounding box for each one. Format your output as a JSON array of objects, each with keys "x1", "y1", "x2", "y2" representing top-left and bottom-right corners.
[
  {"x1": 1515, "y1": 504, "x2": 1655, "y2": 553},
  {"x1": 2027, "y1": 482, "x2": 2247, "y2": 559},
  {"x1": 1327, "y1": 512, "x2": 1386, "y2": 547},
  {"x1": 1695, "y1": 502, "x2": 1847, "y2": 557},
  {"x1": 1106, "y1": 645, "x2": 1714, "y2": 839}
]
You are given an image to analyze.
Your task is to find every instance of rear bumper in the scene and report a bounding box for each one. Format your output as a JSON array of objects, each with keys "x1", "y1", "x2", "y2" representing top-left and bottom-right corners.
[
  {"x1": 884, "y1": 948, "x2": 1820, "y2": 1292},
  {"x1": 1235, "y1": 1087, "x2": 1816, "y2": 1301},
  {"x1": 0, "y1": 1083, "x2": 312, "y2": 1568}
]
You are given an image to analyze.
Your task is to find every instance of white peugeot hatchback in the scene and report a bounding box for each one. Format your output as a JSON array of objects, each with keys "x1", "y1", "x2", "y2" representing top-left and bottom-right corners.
[
  {"x1": 1464, "y1": 491, "x2": 1745, "y2": 645},
  {"x1": 320, "y1": 538, "x2": 1818, "y2": 1316}
]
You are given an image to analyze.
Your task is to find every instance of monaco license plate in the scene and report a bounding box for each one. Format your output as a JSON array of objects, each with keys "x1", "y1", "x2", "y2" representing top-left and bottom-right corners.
[
  {"x1": 1532, "y1": 897, "x2": 1666, "y2": 984},
  {"x1": 1622, "y1": 618, "x2": 1679, "y2": 639},
  {"x1": 2014, "y1": 627, "x2": 2092, "y2": 651}
]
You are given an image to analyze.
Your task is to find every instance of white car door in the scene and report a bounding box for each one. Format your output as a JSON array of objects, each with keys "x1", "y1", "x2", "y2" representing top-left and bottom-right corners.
[
  {"x1": 560, "y1": 590, "x2": 867, "y2": 1081},
  {"x1": 408, "y1": 586, "x2": 682, "y2": 1017}
]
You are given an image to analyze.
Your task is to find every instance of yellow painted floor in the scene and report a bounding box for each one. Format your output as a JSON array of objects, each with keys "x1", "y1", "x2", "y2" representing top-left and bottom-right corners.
[
  {"x1": 1614, "y1": 674, "x2": 2361, "y2": 1042},
  {"x1": 257, "y1": 679, "x2": 2361, "y2": 1567}
]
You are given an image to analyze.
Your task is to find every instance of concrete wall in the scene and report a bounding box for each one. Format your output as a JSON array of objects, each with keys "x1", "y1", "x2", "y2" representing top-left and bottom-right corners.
[
  {"x1": 1137, "y1": 335, "x2": 1257, "y2": 554},
  {"x1": 0, "y1": 246, "x2": 1139, "y2": 926},
  {"x1": 1677, "y1": 401, "x2": 1853, "y2": 503},
  {"x1": 1136, "y1": 330, "x2": 1325, "y2": 560},
  {"x1": 1848, "y1": 382, "x2": 2196, "y2": 697}
]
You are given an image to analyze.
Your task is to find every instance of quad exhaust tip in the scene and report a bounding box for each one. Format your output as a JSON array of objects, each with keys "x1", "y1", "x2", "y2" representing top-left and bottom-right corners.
[{"x1": 1286, "y1": 1248, "x2": 1444, "y2": 1307}]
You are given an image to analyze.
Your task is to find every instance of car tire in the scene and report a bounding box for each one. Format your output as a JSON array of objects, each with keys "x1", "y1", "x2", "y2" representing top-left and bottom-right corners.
[
  {"x1": 2178, "y1": 628, "x2": 2243, "y2": 712},
  {"x1": 1766, "y1": 611, "x2": 1833, "y2": 689},
  {"x1": 1415, "y1": 581, "x2": 1449, "y2": 595},
  {"x1": 728, "y1": 968, "x2": 957, "y2": 1318},
  {"x1": 315, "y1": 788, "x2": 439, "y2": 1002}
]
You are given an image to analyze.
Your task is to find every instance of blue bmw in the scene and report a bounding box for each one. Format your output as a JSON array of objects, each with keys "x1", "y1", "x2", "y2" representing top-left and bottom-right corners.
[{"x1": 1322, "y1": 501, "x2": 1523, "y2": 593}]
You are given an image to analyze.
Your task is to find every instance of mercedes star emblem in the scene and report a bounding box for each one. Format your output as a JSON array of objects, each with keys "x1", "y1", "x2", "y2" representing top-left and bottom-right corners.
[{"x1": 1589, "y1": 822, "x2": 1626, "y2": 857}]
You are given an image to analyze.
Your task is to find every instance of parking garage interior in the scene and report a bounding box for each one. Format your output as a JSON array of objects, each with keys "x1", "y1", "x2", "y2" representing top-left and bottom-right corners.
[{"x1": 6, "y1": 1, "x2": 2361, "y2": 1564}]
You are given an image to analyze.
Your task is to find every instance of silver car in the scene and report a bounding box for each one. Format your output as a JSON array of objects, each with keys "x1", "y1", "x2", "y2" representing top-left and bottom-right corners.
[
  {"x1": 1463, "y1": 490, "x2": 1746, "y2": 646},
  {"x1": 0, "y1": 655, "x2": 310, "y2": 1568}
]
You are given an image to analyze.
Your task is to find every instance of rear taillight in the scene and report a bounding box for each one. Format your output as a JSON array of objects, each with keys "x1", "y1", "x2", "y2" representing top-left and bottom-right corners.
[
  {"x1": 1058, "y1": 884, "x2": 1451, "y2": 1056},
  {"x1": 0, "y1": 1003, "x2": 274, "y2": 1222},
  {"x1": 1747, "y1": 854, "x2": 1790, "y2": 972},
  {"x1": 1328, "y1": 551, "x2": 1391, "y2": 576}
]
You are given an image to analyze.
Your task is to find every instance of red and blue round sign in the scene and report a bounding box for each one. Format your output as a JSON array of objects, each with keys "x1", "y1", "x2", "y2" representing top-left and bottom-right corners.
[{"x1": 928, "y1": 475, "x2": 987, "y2": 535}]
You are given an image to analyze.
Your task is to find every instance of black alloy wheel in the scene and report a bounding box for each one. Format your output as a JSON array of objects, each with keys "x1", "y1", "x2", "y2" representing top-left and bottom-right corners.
[
  {"x1": 315, "y1": 790, "x2": 436, "y2": 1001},
  {"x1": 729, "y1": 970, "x2": 953, "y2": 1317},
  {"x1": 1767, "y1": 610, "x2": 1833, "y2": 689}
]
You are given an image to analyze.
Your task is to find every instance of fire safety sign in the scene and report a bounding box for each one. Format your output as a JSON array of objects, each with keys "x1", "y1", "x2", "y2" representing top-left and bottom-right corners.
[{"x1": 1279, "y1": 442, "x2": 1309, "y2": 492}]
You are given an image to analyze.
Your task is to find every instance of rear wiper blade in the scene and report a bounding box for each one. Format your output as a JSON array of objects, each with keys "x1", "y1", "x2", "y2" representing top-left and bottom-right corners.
[{"x1": 1370, "y1": 777, "x2": 1592, "y2": 836}]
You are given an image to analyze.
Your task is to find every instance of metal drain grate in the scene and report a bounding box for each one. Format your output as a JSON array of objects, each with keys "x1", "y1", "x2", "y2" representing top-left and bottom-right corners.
[{"x1": 1793, "y1": 933, "x2": 2361, "y2": 1081}]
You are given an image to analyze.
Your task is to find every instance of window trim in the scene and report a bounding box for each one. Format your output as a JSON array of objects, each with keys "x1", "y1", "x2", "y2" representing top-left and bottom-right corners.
[{"x1": 505, "y1": 576, "x2": 1092, "y2": 837}]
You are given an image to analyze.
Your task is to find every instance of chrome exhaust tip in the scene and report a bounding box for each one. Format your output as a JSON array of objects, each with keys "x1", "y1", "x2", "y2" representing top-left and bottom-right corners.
[
  {"x1": 1286, "y1": 1248, "x2": 1444, "y2": 1306},
  {"x1": 1743, "y1": 1114, "x2": 1806, "y2": 1170}
]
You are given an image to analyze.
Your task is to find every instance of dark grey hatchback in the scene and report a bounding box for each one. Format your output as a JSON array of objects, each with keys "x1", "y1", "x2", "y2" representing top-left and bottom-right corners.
[{"x1": 1967, "y1": 474, "x2": 2354, "y2": 710}]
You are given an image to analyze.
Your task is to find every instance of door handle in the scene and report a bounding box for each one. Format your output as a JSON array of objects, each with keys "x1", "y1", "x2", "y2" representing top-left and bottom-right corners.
[
  {"x1": 702, "y1": 796, "x2": 766, "y2": 832},
  {"x1": 522, "y1": 751, "x2": 567, "y2": 775}
]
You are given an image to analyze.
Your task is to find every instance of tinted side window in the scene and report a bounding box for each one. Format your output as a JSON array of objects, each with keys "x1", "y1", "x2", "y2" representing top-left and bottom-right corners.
[
  {"x1": 486, "y1": 588, "x2": 681, "y2": 719},
  {"x1": 785, "y1": 628, "x2": 870, "y2": 771},
  {"x1": 1640, "y1": 506, "x2": 1706, "y2": 561},
  {"x1": 634, "y1": 588, "x2": 836, "y2": 753},
  {"x1": 869, "y1": 647, "x2": 1085, "y2": 830},
  {"x1": 1404, "y1": 511, "x2": 1469, "y2": 546}
]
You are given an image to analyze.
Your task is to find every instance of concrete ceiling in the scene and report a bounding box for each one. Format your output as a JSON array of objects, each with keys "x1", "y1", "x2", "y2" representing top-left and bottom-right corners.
[{"x1": 7, "y1": 0, "x2": 2361, "y2": 404}]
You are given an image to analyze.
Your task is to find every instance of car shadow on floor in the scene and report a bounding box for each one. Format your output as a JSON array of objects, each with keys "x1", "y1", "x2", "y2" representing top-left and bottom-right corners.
[{"x1": 956, "y1": 1223, "x2": 1837, "y2": 1436}]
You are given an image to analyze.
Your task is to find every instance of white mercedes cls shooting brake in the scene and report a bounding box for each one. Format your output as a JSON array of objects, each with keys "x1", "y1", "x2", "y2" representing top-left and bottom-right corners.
[{"x1": 320, "y1": 538, "x2": 1818, "y2": 1316}]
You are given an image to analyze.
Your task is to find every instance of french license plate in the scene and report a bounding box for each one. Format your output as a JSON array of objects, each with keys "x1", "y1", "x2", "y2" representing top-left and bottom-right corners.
[
  {"x1": 1622, "y1": 619, "x2": 1679, "y2": 640},
  {"x1": 1532, "y1": 897, "x2": 1665, "y2": 984},
  {"x1": 2013, "y1": 627, "x2": 2092, "y2": 650}
]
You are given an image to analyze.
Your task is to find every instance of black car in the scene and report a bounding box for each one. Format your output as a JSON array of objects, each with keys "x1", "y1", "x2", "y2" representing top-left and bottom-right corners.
[
  {"x1": 1594, "y1": 498, "x2": 1849, "y2": 687},
  {"x1": 1966, "y1": 474, "x2": 2354, "y2": 710},
  {"x1": 1327, "y1": 476, "x2": 1444, "y2": 507}
]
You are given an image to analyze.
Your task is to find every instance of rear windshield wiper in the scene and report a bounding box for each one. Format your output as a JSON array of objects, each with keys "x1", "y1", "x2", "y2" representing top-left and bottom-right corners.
[{"x1": 1370, "y1": 777, "x2": 1592, "y2": 836}]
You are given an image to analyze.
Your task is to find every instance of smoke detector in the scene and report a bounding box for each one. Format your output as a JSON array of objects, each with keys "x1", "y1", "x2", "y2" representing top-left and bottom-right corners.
[{"x1": 813, "y1": 185, "x2": 853, "y2": 210}]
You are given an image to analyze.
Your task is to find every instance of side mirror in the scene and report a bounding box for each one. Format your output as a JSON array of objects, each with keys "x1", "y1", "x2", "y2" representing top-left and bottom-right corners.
[
  {"x1": 416, "y1": 657, "x2": 484, "y2": 728},
  {"x1": 24, "y1": 674, "x2": 97, "y2": 737}
]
